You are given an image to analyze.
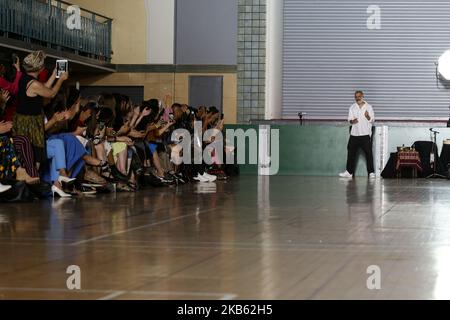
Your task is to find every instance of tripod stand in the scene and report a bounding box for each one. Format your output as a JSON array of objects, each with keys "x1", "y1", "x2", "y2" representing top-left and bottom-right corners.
[
  {"x1": 426, "y1": 129, "x2": 446, "y2": 179},
  {"x1": 298, "y1": 112, "x2": 306, "y2": 126}
]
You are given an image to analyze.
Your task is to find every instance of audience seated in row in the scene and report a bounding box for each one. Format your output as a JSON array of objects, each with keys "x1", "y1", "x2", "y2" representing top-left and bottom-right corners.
[{"x1": 0, "y1": 50, "x2": 234, "y2": 199}]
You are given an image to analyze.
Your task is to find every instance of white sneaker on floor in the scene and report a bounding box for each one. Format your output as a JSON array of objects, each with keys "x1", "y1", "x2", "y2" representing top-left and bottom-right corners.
[
  {"x1": 193, "y1": 174, "x2": 209, "y2": 182},
  {"x1": 202, "y1": 172, "x2": 217, "y2": 182},
  {"x1": 369, "y1": 173, "x2": 376, "y2": 179},
  {"x1": 0, "y1": 183, "x2": 12, "y2": 193},
  {"x1": 339, "y1": 171, "x2": 353, "y2": 178}
]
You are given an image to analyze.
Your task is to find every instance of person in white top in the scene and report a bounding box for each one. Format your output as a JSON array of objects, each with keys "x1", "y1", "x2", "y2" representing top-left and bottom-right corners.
[{"x1": 339, "y1": 91, "x2": 375, "y2": 178}]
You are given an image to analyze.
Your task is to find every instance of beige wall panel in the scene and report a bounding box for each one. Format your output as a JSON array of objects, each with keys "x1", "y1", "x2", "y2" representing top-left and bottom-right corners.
[
  {"x1": 78, "y1": 72, "x2": 237, "y2": 124},
  {"x1": 71, "y1": 0, "x2": 148, "y2": 64}
]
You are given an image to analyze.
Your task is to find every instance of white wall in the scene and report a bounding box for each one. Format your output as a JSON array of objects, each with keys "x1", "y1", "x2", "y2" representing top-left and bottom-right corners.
[{"x1": 145, "y1": 0, "x2": 175, "y2": 64}]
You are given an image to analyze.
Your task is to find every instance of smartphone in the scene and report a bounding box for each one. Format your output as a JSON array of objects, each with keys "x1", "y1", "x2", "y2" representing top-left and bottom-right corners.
[
  {"x1": 169, "y1": 113, "x2": 174, "y2": 121},
  {"x1": 56, "y1": 60, "x2": 68, "y2": 78},
  {"x1": 12, "y1": 54, "x2": 19, "y2": 65}
]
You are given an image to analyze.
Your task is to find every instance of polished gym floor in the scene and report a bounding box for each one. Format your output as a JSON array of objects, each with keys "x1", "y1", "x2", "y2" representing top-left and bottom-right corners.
[{"x1": 0, "y1": 176, "x2": 450, "y2": 300}]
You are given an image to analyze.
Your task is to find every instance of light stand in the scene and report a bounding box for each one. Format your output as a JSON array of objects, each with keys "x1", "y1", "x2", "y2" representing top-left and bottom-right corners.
[
  {"x1": 447, "y1": 105, "x2": 450, "y2": 127},
  {"x1": 426, "y1": 128, "x2": 446, "y2": 179},
  {"x1": 298, "y1": 112, "x2": 306, "y2": 126}
]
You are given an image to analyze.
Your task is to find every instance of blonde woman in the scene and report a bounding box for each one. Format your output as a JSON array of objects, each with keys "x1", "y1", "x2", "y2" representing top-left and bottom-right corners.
[{"x1": 12, "y1": 51, "x2": 68, "y2": 169}]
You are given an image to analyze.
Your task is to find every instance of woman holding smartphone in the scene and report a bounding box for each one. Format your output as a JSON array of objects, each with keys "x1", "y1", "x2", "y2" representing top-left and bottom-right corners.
[{"x1": 12, "y1": 51, "x2": 68, "y2": 169}]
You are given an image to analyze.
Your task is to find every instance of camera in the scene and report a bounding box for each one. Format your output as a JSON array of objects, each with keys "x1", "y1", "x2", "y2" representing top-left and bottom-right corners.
[
  {"x1": 93, "y1": 135, "x2": 102, "y2": 145},
  {"x1": 12, "y1": 54, "x2": 19, "y2": 65}
]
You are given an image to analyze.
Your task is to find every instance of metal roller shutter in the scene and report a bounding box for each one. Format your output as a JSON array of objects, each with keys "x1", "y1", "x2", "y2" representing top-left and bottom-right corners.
[{"x1": 283, "y1": 0, "x2": 450, "y2": 119}]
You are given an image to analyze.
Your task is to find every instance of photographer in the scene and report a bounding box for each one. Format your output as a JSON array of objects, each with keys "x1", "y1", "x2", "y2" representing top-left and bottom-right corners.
[
  {"x1": 139, "y1": 99, "x2": 176, "y2": 183},
  {"x1": 111, "y1": 95, "x2": 150, "y2": 186},
  {"x1": 13, "y1": 50, "x2": 68, "y2": 168},
  {"x1": 83, "y1": 103, "x2": 131, "y2": 186},
  {"x1": 204, "y1": 107, "x2": 227, "y2": 180},
  {"x1": 171, "y1": 103, "x2": 196, "y2": 133}
]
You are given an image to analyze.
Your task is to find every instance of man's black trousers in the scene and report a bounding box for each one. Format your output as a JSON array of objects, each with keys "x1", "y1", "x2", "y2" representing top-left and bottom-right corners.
[{"x1": 346, "y1": 135, "x2": 374, "y2": 175}]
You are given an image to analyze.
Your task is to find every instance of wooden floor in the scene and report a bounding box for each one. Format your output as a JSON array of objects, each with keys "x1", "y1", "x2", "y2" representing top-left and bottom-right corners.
[{"x1": 1, "y1": 176, "x2": 450, "y2": 300}]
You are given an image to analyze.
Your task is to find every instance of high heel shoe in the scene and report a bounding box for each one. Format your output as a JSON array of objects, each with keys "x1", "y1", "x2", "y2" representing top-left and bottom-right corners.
[
  {"x1": 58, "y1": 176, "x2": 76, "y2": 184},
  {"x1": 52, "y1": 185, "x2": 72, "y2": 198}
]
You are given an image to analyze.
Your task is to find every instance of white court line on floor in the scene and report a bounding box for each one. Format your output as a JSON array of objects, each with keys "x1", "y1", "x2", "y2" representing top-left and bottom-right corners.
[
  {"x1": 70, "y1": 208, "x2": 217, "y2": 246},
  {"x1": 97, "y1": 291, "x2": 126, "y2": 300},
  {"x1": 220, "y1": 294, "x2": 237, "y2": 300},
  {"x1": 0, "y1": 287, "x2": 237, "y2": 300},
  {"x1": 4, "y1": 239, "x2": 445, "y2": 253}
]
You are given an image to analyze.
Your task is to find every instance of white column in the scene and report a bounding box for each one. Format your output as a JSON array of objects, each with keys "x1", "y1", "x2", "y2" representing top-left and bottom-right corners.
[
  {"x1": 374, "y1": 125, "x2": 389, "y2": 177},
  {"x1": 145, "y1": 0, "x2": 175, "y2": 64},
  {"x1": 258, "y1": 125, "x2": 270, "y2": 175},
  {"x1": 265, "y1": 0, "x2": 283, "y2": 120}
]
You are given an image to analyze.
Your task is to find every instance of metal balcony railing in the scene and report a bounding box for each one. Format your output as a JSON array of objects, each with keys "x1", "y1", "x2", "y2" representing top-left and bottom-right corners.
[{"x1": 0, "y1": 0, "x2": 112, "y2": 62}]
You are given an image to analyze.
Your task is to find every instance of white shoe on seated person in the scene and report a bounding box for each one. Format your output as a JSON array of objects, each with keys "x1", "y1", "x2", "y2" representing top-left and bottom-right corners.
[
  {"x1": 58, "y1": 176, "x2": 76, "y2": 184},
  {"x1": 369, "y1": 172, "x2": 376, "y2": 179},
  {"x1": 0, "y1": 183, "x2": 12, "y2": 193},
  {"x1": 202, "y1": 172, "x2": 217, "y2": 182},
  {"x1": 51, "y1": 185, "x2": 72, "y2": 198},
  {"x1": 339, "y1": 171, "x2": 353, "y2": 178},
  {"x1": 193, "y1": 174, "x2": 209, "y2": 182}
]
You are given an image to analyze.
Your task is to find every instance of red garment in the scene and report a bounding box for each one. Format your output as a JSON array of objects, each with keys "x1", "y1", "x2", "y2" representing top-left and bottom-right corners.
[
  {"x1": 0, "y1": 70, "x2": 22, "y2": 95},
  {"x1": 38, "y1": 69, "x2": 49, "y2": 83},
  {"x1": 1, "y1": 69, "x2": 48, "y2": 121},
  {"x1": 0, "y1": 71, "x2": 22, "y2": 122}
]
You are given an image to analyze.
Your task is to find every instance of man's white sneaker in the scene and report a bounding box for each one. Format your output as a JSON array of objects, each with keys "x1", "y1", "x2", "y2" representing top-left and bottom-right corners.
[
  {"x1": 369, "y1": 173, "x2": 376, "y2": 179},
  {"x1": 202, "y1": 172, "x2": 217, "y2": 182},
  {"x1": 339, "y1": 171, "x2": 353, "y2": 178},
  {"x1": 0, "y1": 183, "x2": 11, "y2": 193},
  {"x1": 193, "y1": 174, "x2": 209, "y2": 182}
]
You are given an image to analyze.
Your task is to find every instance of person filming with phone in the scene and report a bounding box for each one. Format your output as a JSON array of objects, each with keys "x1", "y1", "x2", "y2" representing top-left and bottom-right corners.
[
  {"x1": 12, "y1": 50, "x2": 68, "y2": 169},
  {"x1": 339, "y1": 90, "x2": 375, "y2": 179}
]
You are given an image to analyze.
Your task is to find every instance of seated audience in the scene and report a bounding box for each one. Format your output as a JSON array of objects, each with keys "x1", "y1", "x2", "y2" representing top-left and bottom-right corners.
[{"x1": 0, "y1": 49, "x2": 235, "y2": 201}]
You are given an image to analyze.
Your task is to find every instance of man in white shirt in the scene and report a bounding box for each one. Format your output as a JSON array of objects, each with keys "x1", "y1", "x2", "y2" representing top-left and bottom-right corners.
[{"x1": 339, "y1": 91, "x2": 375, "y2": 178}]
